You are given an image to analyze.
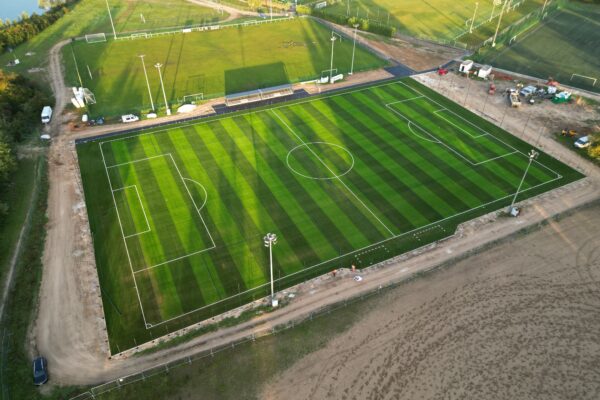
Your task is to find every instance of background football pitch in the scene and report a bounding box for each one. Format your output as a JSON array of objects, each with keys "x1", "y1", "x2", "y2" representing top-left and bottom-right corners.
[
  {"x1": 63, "y1": 18, "x2": 387, "y2": 118},
  {"x1": 479, "y1": 1, "x2": 600, "y2": 94},
  {"x1": 77, "y1": 78, "x2": 583, "y2": 353}
]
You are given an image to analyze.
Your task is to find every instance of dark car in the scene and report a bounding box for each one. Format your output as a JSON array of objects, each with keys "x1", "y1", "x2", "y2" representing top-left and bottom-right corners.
[{"x1": 32, "y1": 357, "x2": 48, "y2": 385}]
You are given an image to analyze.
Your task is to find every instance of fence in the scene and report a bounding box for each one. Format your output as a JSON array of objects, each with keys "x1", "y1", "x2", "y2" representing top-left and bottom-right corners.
[{"x1": 112, "y1": 16, "x2": 295, "y2": 42}]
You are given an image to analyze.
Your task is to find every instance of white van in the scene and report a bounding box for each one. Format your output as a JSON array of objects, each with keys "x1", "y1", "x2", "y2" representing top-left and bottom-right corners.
[
  {"x1": 121, "y1": 114, "x2": 140, "y2": 123},
  {"x1": 41, "y1": 106, "x2": 52, "y2": 124}
]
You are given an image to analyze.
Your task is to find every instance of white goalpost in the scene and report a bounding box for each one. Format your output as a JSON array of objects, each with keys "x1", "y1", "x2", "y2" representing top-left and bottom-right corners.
[
  {"x1": 182, "y1": 93, "x2": 204, "y2": 104},
  {"x1": 85, "y1": 33, "x2": 107, "y2": 43},
  {"x1": 570, "y1": 73, "x2": 597, "y2": 87}
]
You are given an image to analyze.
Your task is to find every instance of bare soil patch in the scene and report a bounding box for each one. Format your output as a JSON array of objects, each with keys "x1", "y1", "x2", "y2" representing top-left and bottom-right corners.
[{"x1": 263, "y1": 204, "x2": 600, "y2": 400}]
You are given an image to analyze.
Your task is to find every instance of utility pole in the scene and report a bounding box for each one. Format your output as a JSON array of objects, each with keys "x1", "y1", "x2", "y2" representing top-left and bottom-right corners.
[
  {"x1": 349, "y1": 24, "x2": 360, "y2": 75},
  {"x1": 492, "y1": 0, "x2": 509, "y2": 47},
  {"x1": 138, "y1": 55, "x2": 155, "y2": 112},
  {"x1": 104, "y1": 0, "x2": 117, "y2": 39},
  {"x1": 154, "y1": 63, "x2": 171, "y2": 116}
]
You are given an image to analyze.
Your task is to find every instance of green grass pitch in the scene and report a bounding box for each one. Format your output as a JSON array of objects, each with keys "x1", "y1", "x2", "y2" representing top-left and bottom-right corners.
[
  {"x1": 63, "y1": 18, "x2": 387, "y2": 118},
  {"x1": 77, "y1": 78, "x2": 583, "y2": 353},
  {"x1": 481, "y1": 2, "x2": 600, "y2": 93}
]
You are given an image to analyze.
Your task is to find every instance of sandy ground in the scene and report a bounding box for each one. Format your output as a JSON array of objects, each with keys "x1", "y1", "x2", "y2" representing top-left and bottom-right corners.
[
  {"x1": 32, "y1": 23, "x2": 600, "y2": 389},
  {"x1": 262, "y1": 203, "x2": 600, "y2": 400}
]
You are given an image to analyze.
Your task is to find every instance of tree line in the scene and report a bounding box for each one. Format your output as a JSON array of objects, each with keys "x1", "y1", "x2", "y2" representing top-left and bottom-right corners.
[
  {"x1": 0, "y1": 1, "x2": 75, "y2": 54},
  {"x1": 0, "y1": 70, "x2": 51, "y2": 218}
]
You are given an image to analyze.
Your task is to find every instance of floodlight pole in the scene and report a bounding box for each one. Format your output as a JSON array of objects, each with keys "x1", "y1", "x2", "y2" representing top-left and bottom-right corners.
[
  {"x1": 350, "y1": 24, "x2": 360, "y2": 75},
  {"x1": 104, "y1": 0, "x2": 117, "y2": 39},
  {"x1": 490, "y1": 0, "x2": 497, "y2": 22},
  {"x1": 139, "y1": 55, "x2": 155, "y2": 112},
  {"x1": 469, "y1": 2, "x2": 479, "y2": 33},
  {"x1": 541, "y1": 0, "x2": 549, "y2": 17},
  {"x1": 154, "y1": 63, "x2": 171, "y2": 116},
  {"x1": 508, "y1": 149, "x2": 538, "y2": 213},
  {"x1": 492, "y1": 0, "x2": 509, "y2": 47},
  {"x1": 263, "y1": 233, "x2": 278, "y2": 307},
  {"x1": 329, "y1": 34, "x2": 336, "y2": 83},
  {"x1": 270, "y1": 0, "x2": 273, "y2": 20}
]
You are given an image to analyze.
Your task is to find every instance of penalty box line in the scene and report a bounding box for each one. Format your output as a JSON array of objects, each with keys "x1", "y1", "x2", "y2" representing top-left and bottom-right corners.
[
  {"x1": 144, "y1": 172, "x2": 564, "y2": 328},
  {"x1": 395, "y1": 81, "x2": 563, "y2": 178},
  {"x1": 99, "y1": 147, "x2": 217, "y2": 327}
]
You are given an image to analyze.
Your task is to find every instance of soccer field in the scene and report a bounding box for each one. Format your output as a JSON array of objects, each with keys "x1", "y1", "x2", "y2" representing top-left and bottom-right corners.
[
  {"x1": 64, "y1": 18, "x2": 386, "y2": 118},
  {"x1": 77, "y1": 78, "x2": 582, "y2": 353},
  {"x1": 480, "y1": 2, "x2": 600, "y2": 93}
]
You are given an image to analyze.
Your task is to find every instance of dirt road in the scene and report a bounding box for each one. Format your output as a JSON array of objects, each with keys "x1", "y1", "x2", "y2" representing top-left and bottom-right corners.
[
  {"x1": 35, "y1": 34, "x2": 600, "y2": 389},
  {"x1": 185, "y1": 0, "x2": 283, "y2": 22},
  {"x1": 263, "y1": 203, "x2": 600, "y2": 400}
]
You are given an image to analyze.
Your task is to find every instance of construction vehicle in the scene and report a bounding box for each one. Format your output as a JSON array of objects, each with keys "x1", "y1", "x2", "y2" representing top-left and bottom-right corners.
[
  {"x1": 561, "y1": 129, "x2": 577, "y2": 137},
  {"x1": 437, "y1": 66, "x2": 448, "y2": 75},
  {"x1": 509, "y1": 89, "x2": 521, "y2": 107}
]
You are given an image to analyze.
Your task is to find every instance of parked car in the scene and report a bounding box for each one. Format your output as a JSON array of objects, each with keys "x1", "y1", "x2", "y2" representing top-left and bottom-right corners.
[
  {"x1": 32, "y1": 357, "x2": 48, "y2": 385},
  {"x1": 121, "y1": 114, "x2": 139, "y2": 123},
  {"x1": 574, "y1": 136, "x2": 590, "y2": 149},
  {"x1": 519, "y1": 85, "x2": 536, "y2": 97}
]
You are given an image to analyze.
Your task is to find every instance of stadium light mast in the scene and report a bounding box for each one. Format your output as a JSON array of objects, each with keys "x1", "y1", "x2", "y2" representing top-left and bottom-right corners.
[
  {"x1": 541, "y1": 0, "x2": 549, "y2": 17},
  {"x1": 492, "y1": 0, "x2": 509, "y2": 47},
  {"x1": 508, "y1": 149, "x2": 538, "y2": 214},
  {"x1": 104, "y1": 0, "x2": 117, "y2": 39},
  {"x1": 329, "y1": 31, "x2": 342, "y2": 83},
  {"x1": 469, "y1": 2, "x2": 479, "y2": 33},
  {"x1": 263, "y1": 233, "x2": 278, "y2": 307},
  {"x1": 349, "y1": 23, "x2": 360, "y2": 75},
  {"x1": 154, "y1": 63, "x2": 171, "y2": 116},
  {"x1": 138, "y1": 55, "x2": 155, "y2": 112}
]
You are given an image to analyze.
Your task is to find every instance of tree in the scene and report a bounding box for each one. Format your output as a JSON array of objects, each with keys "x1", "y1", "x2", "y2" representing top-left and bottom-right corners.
[{"x1": 0, "y1": 139, "x2": 15, "y2": 186}]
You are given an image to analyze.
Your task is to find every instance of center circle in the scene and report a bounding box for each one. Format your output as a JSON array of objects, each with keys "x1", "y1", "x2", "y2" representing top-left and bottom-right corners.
[{"x1": 286, "y1": 142, "x2": 355, "y2": 180}]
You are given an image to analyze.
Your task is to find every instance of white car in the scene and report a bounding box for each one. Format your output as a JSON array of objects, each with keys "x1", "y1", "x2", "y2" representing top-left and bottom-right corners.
[
  {"x1": 519, "y1": 85, "x2": 536, "y2": 97},
  {"x1": 121, "y1": 114, "x2": 140, "y2": 123},
  {"x1": 574, "y1": 136, "x2": 590, "y2": 149}
]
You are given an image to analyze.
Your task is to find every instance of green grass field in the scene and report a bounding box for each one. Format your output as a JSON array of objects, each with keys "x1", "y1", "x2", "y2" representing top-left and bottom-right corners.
[
  {"x1": 317, "y1": 0, "x2": 547, "y2": 45},
  {"x1": 0, "y1": 0, "x2": 226, "y2": 83},
  {"x1": 63, "y1": 18, "x2": 386, "y2": 117},
  {"x1": 77, "y1": 77, "x2": 582, "y2": 353},
  {"x1": 480, "y1": 2, "x2": 600, "y2": 93}
]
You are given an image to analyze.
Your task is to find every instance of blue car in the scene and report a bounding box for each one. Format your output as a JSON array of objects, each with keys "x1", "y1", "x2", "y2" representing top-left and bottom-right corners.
[{"x1": 32, "y1": 357, "x2": 48, "y2": 385}]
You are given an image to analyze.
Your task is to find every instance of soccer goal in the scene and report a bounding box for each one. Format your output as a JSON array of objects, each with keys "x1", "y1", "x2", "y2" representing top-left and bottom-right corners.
[
  {"x1": 85, "y1": 33, "x2": 107, "y2": 43},
  {"x1": 570, "y1": 74, "x2": 597, "y2": 88},
  {"x1": 181, "y1": 93, "x2": 204, "y2": 104}
]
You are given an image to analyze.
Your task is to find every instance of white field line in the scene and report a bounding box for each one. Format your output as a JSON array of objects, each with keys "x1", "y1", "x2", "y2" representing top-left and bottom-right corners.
[
  {"x1": 270, "y1": 109, "x2": 396, "y2": 237},
  {"x1": 407, "y1": 121, "x2": 441, "y2": 143},
  {"x1": 386, "y1": 95, "x2": 424, "y2": 105},
  {"x1": 396, "y1": 81, "x2": 563, "y2": 178},
  {"x1": 434, "y1": 108, "x2": 491, "y2": 139},
  {"x1": 183, "y1": 178, "x2": 208, "y2": 211},
  {"x1": 144, "y1": 172, "x2": 563, "y2": 328},
  {"x1": 134, "y1": 246, "x2": 216, "y2": 274},
  {"x1": 99, "y1": 142, "x2": 149, "y2": 328},
  {"x1": 113, "y1": 185, "x2": 152, "y2": 238},
  {"x1": 106, "y1": 154, "x2": 167, "y2": 168}
]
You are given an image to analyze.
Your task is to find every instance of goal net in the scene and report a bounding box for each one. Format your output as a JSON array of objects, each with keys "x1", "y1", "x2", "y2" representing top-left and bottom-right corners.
[
  {"x1": 182, "y1": 93, "x2": 204, "y2": 104},
  {"x1": 82, "y1": 88, "x2": 97, "y2": 104},
  {"x1": 85, "y1": 33, "x2": 107, "y2": 43}
]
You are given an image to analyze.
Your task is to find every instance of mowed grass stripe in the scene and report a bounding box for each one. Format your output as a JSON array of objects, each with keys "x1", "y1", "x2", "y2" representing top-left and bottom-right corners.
[
  {"x1": 355, "y1": 87, "x2": 537, "y2": 197},
  {"x1": 249, "y1": 112, "x2": 369, "y2": 255},
  {"x1": 341, "y1": 92, "x2": 509, "y2": 203},
  {"x1": 312, "y1": 96, "x2": 488, "y2": 210},
  {"x1": 330, "y1": 94, "x2": 499, "y2": 205},
  {"x1": 271, "y1": 108, "x2": 395, "y2": 241},
  {"x1": 297, "y1": 98, "x2": 467, "y2": 216},
  {"x1": 152, "y1": 131, "x2": 235, "y2": 302},
  {"x1": 210, "y1": 117, "x2": 323, "y2": 274},
  {"x1": 388, "y1": 82, "x2": 558, "y2": 188},
  {"x1": 179, "y1": 125, "x2": 268, "y2": 290},
  {"x1": 228, "y1": 115, "x2": 346, "y2": 261}
]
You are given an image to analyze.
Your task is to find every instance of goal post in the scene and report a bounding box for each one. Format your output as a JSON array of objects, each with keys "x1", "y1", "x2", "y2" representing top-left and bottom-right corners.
[
  {"x1": 85, "y1": 33, "x2": 107, "y2": 43},
  {"x1": 181, "y1": 93, "x2": 204, "y2": 104},
  {"x1": 570, "y1": 73, "x2": 597, "y2": 87}
]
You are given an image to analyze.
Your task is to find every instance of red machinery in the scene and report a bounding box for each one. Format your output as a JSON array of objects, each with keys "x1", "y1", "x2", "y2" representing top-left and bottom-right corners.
[{"x1": 437, "y1": 66, "x2": 449, "y2": 75}]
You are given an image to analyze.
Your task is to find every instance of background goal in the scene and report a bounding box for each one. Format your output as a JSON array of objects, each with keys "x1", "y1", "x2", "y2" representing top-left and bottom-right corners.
[{"x1": 85, "y1": 33, "x2": 107, "y2": 44}]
